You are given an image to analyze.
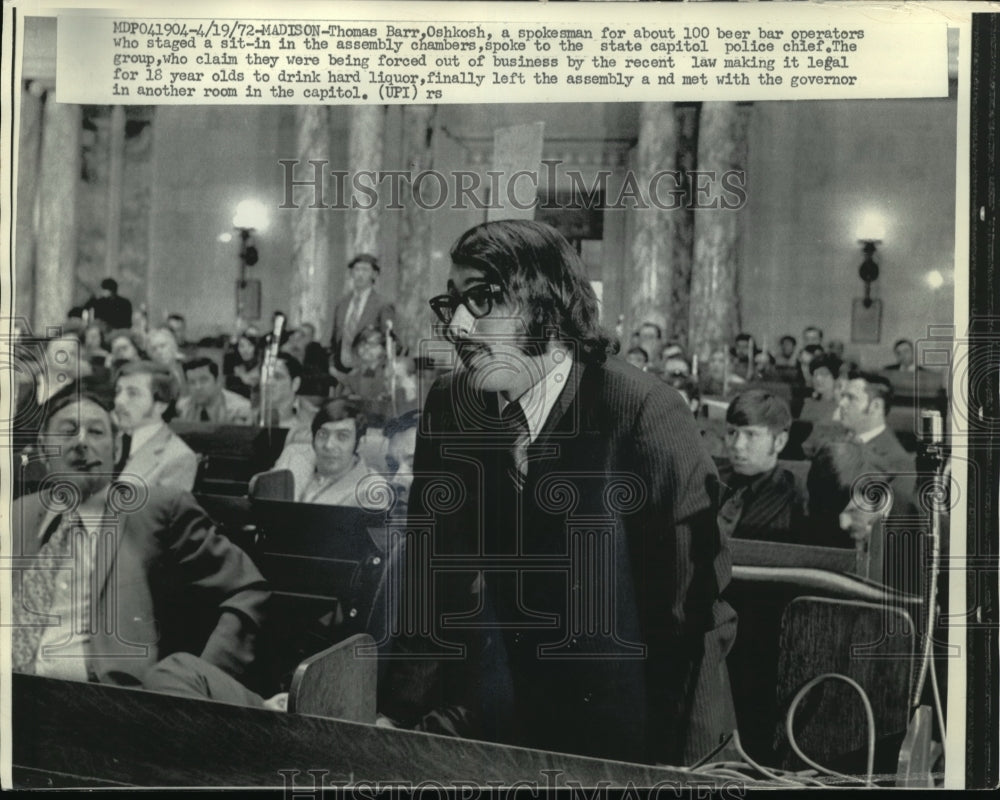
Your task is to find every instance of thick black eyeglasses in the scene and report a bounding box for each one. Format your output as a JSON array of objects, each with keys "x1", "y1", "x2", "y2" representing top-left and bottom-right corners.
[{"x1": 428, "y1": 283, "x2": 504, "y2": 325}]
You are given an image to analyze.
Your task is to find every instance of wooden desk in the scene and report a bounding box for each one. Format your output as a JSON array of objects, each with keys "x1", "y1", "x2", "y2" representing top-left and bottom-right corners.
[{"x1": 12, "y1": 675, "x2": 698, "y2": 789}]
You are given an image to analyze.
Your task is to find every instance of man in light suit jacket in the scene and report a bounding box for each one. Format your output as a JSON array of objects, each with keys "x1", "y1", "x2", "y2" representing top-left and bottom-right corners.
[
  {"x1": 328, "y1": 254, "x2": 396, "y2": 376},
  {"x1": 114, "y1": 360, "x2": 198, "y2": 491},
  {"x1": 10, "y1": 385, "x2": 269, "y2": 690},
  {"x1": 379, "y1": 220, "x2": 735, "y2": 767}
]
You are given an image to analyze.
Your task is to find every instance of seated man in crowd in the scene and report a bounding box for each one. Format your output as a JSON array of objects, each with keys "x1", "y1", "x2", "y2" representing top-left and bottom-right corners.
[
  {"x1": 717, "y1": 389, "x2": 805, "y2": 542},
  {"x1": 176, "y1": 357, "x2": 252, "y2": 424},
  {"x1": 383, "y1": 408, "x2": 419, "y2": 517},
  {"x1": 885, "y1": 337, "x2": 921, "y2": 372},
  {"x1": 635, "y1": 320, "x2": 663, "y2": 369},
  {"x1": 836, "y1": 368, "x2": 918, "y2": 530},
  {"x1": 798, "y1": 352, "x2": 843, "y2": 423},
  {"x1": 334, "y1": 326, "x2": 417, "y2": 426},
  {"x1": 165, "y1": 312, "x2": 198, "y2": 359},
  {"x1": 11, "y1": 382, "x2": 269, "y2": 692},
  {"x1": 114, "y1": 360, "x2": 198, "y2": 491},
  {"x1": 662, "y1": 353, "x2": 691, "y2": 379},
  {"x1": 625, "y1": 346, "x2": 649, "y2": 371},
  {"x1": 802, "y1": 325, "x2": 824, "y2": 348},
  {"x1": 255, "y1": 352, "x2": 316, "y2": 445},
  {"x1": 774, "y1": 334, "x2": 797, "y2": 367},
  {"x1": 274, "y1": 397, "x2": 386, "y2": 508},
  {"x1": 108, "y1": 329, "x2": 147, "y2": 368},
  {"x1": 806, "y1": 439, "x2": 890, "y2": 549},
  {"x1": 837, "y1": 368, "x2": 914, "y2": 474},
  {"x1": 665, "y1": 374, "x2": 701, "y2": 417}
]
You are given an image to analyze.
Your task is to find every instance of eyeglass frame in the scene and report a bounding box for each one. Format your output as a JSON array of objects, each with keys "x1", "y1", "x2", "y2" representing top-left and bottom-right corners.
[{"x1": 428, "y1": 283, "x2": 505, "y2": 325}]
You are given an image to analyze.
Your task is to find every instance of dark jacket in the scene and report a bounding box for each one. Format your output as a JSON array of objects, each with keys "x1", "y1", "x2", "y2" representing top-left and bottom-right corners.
[
  {"x1": 382, "y1": 356, "x2": 737, "y2": 766},
  {"x1": 11, "y1": 487, "x2": 269, "y2": 685},
  {"x1": 717, "y1": 463, "x2": 805, "y2": 543}
]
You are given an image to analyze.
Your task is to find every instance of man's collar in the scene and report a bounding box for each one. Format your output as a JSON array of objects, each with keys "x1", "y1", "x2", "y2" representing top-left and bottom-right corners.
[
  {"x1": 129, "y1": 420, "x2": 165, "y2": 453},
  {"x1": 353, "y1": 287, "x2": 372, "y2": 305},
  {"x1": 726, "y1": 463, "x2": 778, "y2": 494},
  {"x1": 856, "y1": 423, "x2": 887, "y2": 444},
  {"x1": 500, "y1": 349, "x2": 574, "y2": 443}
]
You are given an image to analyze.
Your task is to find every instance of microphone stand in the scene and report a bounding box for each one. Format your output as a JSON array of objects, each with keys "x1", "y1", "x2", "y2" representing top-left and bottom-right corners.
[
  {"x1": 912, "y1": 409, "x2": 946, "y2": 708},
  {"x1": 259, "y1": 313, "x2": 285, "y2": 429},
  {"x1": 386, "y1": 320, "x2": 398, "y2": 419}
]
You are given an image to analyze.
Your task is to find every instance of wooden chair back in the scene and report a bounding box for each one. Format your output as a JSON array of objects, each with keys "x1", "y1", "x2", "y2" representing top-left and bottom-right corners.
[{"x1": 287, "y1": 633, "x2": 377, "y2": 723}]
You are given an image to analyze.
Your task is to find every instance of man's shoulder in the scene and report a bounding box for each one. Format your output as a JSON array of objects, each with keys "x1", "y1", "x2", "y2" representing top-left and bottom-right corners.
[
  {"x1": 156, "y1": 427, "x2": 197, "y2": 464},
  {"x1": 771, "y1": 464, "x2": 802, "y2": 496},
  {"x1": 584, "y1": 356, "x2": 691, "y2": 418},
  {"x1": 116, "y1": 485, "x2": 206, "y2": 526},
  {"x1": 868, "y1": 427, "x2": 912, "y2": 463},
  {"x1": 222, "y1": 389, "x2": 251, "y2": 410}
]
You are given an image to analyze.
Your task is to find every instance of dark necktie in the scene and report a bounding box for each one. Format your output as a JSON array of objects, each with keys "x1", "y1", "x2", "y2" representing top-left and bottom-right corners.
[
  {"x1": 11, "y1": 514, "x2": 79, "y2": 673},
  {"x1": 717, "y1": 482, "x2": 749, "y2": 539},
  {"x1": 200, "y1": 407, "x2": 211, "y2": 422},
  {"x1": 116, "y1": 433, "x2": 132, "y2": 472},
  {"x1": 501, "y1": 401, "x2": 530, "y2": 492}
]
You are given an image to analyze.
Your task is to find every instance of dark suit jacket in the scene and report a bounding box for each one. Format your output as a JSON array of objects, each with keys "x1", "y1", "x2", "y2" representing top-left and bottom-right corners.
[
  {"x1": 863, "y1": 427, "x2": 914, "y2": 473},
  {"x1": 717, "y1": 463, "x2": 805, "y2": 543},
  {"x1": 383, "y1": 356, "x2": 736, "y2": 765},
  {"x1": 12, "y1": 488, "x2": 269, "y2": 686},
  {"x1": 84, "y1": 294, "x2": 133, "y2": 331},
  {"x1": 328, "y1": 290, "x2": 395, "y2": 373}
]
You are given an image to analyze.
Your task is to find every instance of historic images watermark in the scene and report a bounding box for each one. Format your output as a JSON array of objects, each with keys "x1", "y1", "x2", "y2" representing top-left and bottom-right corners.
[{"x1": 277, "y1": 160, "x2": 748, "y2": 212}]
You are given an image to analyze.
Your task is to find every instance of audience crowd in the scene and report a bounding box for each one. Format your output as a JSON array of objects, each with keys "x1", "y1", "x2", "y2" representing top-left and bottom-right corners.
[{"x1": 8, "y1": 258, "x2": 945, "y2": 765}]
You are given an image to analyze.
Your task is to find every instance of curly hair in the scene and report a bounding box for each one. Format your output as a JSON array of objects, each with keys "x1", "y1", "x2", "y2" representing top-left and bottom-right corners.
[{"x1": 449, "y1": 219, "x2": 615, "y2": 364}]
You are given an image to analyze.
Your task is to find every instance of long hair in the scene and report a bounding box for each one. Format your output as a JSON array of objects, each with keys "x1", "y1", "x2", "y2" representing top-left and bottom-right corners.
[{"x1": 449, "y1": 220, "x2": 614, "y2": 364}]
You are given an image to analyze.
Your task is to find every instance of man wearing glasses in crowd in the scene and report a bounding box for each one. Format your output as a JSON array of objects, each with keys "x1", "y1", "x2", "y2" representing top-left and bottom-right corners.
[{"x1": 379, "y1": 220, "x2": 736, "y2": 767}]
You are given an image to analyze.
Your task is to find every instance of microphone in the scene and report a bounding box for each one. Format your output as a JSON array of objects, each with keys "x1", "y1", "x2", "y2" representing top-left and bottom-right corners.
[
  {"x1": 385, "y1": 320, "x2": 398, "y2": 417},
  {"x1": 259, "y1": 313, "x2": 287, "y2": 428}
]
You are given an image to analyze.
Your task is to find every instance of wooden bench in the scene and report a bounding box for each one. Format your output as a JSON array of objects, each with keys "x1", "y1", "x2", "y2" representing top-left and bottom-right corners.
[
  {"x1": 725, "y1": 550, "x2": 922, "y2": 770},
  {"x1": 249, "y1": 500, "x2": 394, "y2": 692},
  {"x1": 11, "y1": 673, "x2": 697, "y2": 788}
]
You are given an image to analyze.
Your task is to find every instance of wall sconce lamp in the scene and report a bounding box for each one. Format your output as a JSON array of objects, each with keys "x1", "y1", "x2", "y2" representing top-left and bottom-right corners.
[
  {"x1": 232, "y1": 200, "x2": 269, "y2": 320},
  {"x1": 858, "y1": 239, "x2": 880, "y2": 308},
  {"x1": 855, "y1": 210, "x2": 886, "y2": 309}
]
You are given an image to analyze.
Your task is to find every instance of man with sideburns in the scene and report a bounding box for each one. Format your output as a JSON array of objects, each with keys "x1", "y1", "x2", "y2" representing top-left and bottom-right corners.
[{"x1": 379, "y1": 220, "x2": 736, "y2": 766}]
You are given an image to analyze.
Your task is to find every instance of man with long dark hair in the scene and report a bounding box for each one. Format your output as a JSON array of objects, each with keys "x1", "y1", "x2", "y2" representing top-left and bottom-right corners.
[{"x1": 380, "y1": 220, "x2": 736, "y2": 766}]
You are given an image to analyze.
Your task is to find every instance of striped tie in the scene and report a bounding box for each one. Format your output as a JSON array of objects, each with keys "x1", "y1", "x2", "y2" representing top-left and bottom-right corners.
[
  {"x1": 501, "y1": 401, "x2": 530, "y2": 492},
  {"x1": 717, "y1": 484, "x2": 748, "y2": 540}
]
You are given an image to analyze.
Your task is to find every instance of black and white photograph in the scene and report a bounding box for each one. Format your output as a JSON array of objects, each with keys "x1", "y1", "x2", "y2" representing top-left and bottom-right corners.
[{"x1": 2, "y1": 0, "x2": 996, "y2": 792}]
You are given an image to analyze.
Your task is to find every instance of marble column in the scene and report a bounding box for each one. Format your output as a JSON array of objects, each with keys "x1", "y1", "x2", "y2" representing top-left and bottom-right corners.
[
  {"x1": 289, "y1": 106, "x2": 332, "y2": 334},
  {"x1": 34, "y1": 96, "x2": 81, "y2": 331},
  {"x1": 688, "y1": 102, "x2": 750, "y2": 362},
  {"x1": 15, "y1": 82, "x2": 44, "y2": 327},
  {"x1": 671, "y1": 103, "x2": 699, "y2": 348},
  {"x1": 627, "y1": 102, "x2": 677, "y2": 338},
  {"x1": 396, "y1": 105, "x2": 437, "y2": 350},
  {"x1": 346, "y1": 105, "x2": 385, "y2": 261},
  {"x1": 104, "y1": 105, "x2": 126, "y2": 278}
]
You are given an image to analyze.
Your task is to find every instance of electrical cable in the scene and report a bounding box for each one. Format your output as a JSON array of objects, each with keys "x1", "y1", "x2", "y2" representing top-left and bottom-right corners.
[{"x1": 785, "y1": 672, "x2": 876, "y2": 786}]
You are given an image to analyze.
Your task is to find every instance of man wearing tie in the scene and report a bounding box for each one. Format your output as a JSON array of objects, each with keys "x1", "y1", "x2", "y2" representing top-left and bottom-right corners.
[
  {"x1": 175, "y1": 357, "x2": 252, "y2": 424},
  {"x1": 328, "y1": 254, "x2": 395, "y2": 378},
  {"x1": 114, "y1": 360, "x2": 198, "y2": 492},
  {"x1": 717, "y1": 389, "x2": 805, "y2": 543},
  {"x1": 10, "y1": 381, "x2": 268, "y2": 687},
  {"x1": 380, "y1": 220, "x2": 735, "y2": 767}
]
